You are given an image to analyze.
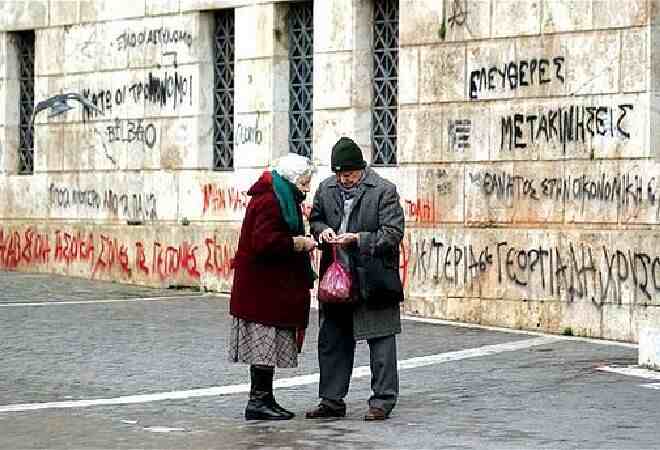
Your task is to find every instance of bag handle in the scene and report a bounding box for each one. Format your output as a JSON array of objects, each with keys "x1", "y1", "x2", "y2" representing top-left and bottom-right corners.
[{"x1": 332, "y1": 243, "x2": 337, "y2": 261}]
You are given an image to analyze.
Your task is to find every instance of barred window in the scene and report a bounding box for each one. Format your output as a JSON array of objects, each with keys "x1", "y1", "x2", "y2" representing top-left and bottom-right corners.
[
  {"x1": 16, "y1": 31, "x2": 35, "y2": 174},
  {"x1": 213, "y1": 10, "x2": 235, "y2": 170},
  {"x1": 288, "y1": 1, "x2": 314, "y2": 158},
  {"x1": 372, "y1": 0, "x2": 399, "y2": 166}
]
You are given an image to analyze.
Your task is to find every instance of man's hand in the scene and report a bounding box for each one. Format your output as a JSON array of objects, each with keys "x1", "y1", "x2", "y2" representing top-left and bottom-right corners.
[
  {"x1": 319, "y1": 228, "x2": 337, "y2": 244},
  {"x1": 334, "y1": 233, "x2": 359, "y2": 247}
]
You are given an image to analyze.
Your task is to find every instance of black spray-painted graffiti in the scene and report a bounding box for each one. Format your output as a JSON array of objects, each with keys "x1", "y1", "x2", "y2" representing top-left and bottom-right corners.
[
  {"x1": 447, "y1": 0, "x2": 468, "y2": 28},
  {"x1": 106, "y1": 119, "x2": 157, "y2": 148},
  {"x1": 439, "y1": 0, "x2": 468, "y2": 39},
  {"x1": 448, "y1": 119, "x2": 471, "y2": 152},
  {"x1": 162, "y1": 51, "x2": 178, "y2": 68},
  {"x1": 82, "y1": 69, "x2": 193, "y2": 120},
  {"x1": 115, "y1": 27, "x2": 193, "y2": 51},
  {"x1": 468, "y1": 171, "x2": 657, "y2": 204},
  {"x1": 48, "y1": 184, "x2": 158, "y2": 221},
  {"x1": 49, "y1": 184, "x2": 103, "y2": 209},
  {"x1": 468, "y1": 170, "x2": 660, "y2": 217},
  {"x1": 408, "y1": 237, "x2": 660, "y2": 302},
  {"x1": 236, "y1": 121, "x2": 263, "y2": 146},
  {"x1": 470, "y1": 57, "x2": 565, "y2": 99},
  {"x1": 500, "y1": 104, "x2": 633, "y2": 153},
  {"x1": 421, "y1": 168, "x2": 453, "y2": 196}
]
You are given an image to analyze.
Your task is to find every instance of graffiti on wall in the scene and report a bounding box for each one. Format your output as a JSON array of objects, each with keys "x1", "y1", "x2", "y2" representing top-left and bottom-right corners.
[
  {"x1": 236, "y1": 113, "x2": 264, "y2": 146},
  {"x1": 0, "y1": 227, "x2": 237, "y2": 284},
  {"x1": 467, "y1": 170, "x2": 659, "y2": 218},
  {"x1": 201, "y1": 183, "x2": 313, "y2": 218},
  {"x1": 81, "y1": 68, "x2": 194, "y2": 119},
  {"x1": 69, "y1": 24, "x2": 197, "y2": 162},
  {"x1": 447, "y1": 119, "x2": 471, "y2": 152},
  {"x1": 202, "y1": 184, "x2": 249, "y2": 214},
  {"x1": 106, "y1": 118, "x2": 158, "y2": 148},
  {"x1": 404, "y1": 197, "x2": 438, "y2": 224},
  {"x1": 468, "y1": 53, "x2": 635, "y2": 153},
  {"x1": 470, "y1": 57, "x2": 565, "y2": 99},
  {"x1": 78, "y1": 67, "x2": 195, "y2": 161},
  {"x1": 48, "y1": 184, "x2": 158, "y2": 221},
  {"x1": 447, "y1": 0, "x2": 468, "y2": 29},
  {"x1": 403, "y1": 169, "x2": 454, "y2": 224},
  {"x1": 500, "y1": 104, "x2": 633, "y2": 153},
  {"x1": 236, "y1": 123, "x2": 263, "y2": 146},
  {"x1": 401, "y1": 235, "x2": 660, "y2": 303},
  {"x1": 6, "y1": 226, "x2": 658, "y2": 304},
  {"x1": 114, "y1": 27, "x2": 193, "y2": 51}
]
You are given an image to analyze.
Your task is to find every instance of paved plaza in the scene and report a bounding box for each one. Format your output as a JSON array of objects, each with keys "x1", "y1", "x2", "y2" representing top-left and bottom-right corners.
[{"x1": 0, "y1": 271, "x2": 659, "y2": 449}]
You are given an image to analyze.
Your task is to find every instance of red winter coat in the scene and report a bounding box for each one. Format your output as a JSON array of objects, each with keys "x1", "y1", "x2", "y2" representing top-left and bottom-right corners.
[{"x1": 229, "y1": 172, "x2": 313, "y2": 329}]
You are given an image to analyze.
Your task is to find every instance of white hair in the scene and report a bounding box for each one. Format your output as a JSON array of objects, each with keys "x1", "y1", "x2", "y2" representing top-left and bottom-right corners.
[{"x1": 273, "y1": 153, "x2": 315, "y2": 184}]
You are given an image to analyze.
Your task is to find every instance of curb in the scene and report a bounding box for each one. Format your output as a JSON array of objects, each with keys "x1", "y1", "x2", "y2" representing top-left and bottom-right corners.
[{"x1": 639, "y1": 327, "x2": 660, "y2": 370}]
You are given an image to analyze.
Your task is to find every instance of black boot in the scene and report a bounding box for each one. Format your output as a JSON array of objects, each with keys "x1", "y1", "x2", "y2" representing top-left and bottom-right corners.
[
  {"x1": 266, "y1": 394, "x2": 295, "y2": 419},
  {"x1": 245, "y1": 365, "x2": 294, "y2": 420}
]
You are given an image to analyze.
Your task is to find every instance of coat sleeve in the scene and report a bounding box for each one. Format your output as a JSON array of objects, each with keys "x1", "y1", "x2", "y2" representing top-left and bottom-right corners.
[
  {"x1": 309, "y1": 186, "x2": 331, "y2": 241},
  {"x1": 358, "y1": 184, "x2": 404, "y2": 258},
  {"x1": 250, "y1": 196, "x2": 296, "y2": 257}
]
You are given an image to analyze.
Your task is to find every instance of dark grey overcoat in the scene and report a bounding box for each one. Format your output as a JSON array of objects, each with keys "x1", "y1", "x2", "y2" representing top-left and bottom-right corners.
[{"x1": 309, "y1": 168, "x2": 405, "y2": 340}]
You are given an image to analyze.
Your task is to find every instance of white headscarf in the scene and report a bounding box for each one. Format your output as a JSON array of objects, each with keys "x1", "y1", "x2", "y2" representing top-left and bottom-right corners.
[{"x1": 273, "y1": 153, "x2": 315, "y2": 184}]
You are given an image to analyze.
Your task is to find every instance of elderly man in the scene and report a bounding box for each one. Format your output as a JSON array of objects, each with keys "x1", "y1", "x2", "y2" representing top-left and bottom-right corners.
[{"x1": 306, "y1": 136, "x2": 405, "y2": 421}]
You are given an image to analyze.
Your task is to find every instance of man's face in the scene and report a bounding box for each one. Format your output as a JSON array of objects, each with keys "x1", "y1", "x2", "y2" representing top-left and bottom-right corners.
[{"x1": 336, "y1": 169, "x2": 363, "y2": 188}]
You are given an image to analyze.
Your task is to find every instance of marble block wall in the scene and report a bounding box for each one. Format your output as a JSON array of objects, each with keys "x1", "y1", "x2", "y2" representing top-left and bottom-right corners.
[{"x1": 0, "y1": 0, "x2": 658, "y2": 342}]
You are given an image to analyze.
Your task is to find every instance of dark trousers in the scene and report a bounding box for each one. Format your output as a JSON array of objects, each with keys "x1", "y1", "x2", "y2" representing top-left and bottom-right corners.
[{"x1": 317, "y1": 308, "x2": 398, "y2": 414}]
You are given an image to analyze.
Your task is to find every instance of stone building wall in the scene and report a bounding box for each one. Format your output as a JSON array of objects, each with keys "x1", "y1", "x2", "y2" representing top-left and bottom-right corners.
[
  {"x1": 0, "y1": 0, "x2": 658, "y2": 342},
  {"x1": 397, "y1": 0, "x2": 658, "y2": 343}
]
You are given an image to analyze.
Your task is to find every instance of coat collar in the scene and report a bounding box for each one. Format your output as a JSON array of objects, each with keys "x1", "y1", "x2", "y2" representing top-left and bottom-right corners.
[
  {"x1": 326, "y1": 168, "x2": 377, "y2": 188},
  {"x1": 328, "y1": 168, "x2": 376, "y2": 213}
]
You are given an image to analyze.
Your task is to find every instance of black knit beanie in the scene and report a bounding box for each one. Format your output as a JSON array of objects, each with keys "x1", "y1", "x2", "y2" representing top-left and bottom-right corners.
[{"x1": 331, "y1": 137, "x2": 367, "y2": 172}]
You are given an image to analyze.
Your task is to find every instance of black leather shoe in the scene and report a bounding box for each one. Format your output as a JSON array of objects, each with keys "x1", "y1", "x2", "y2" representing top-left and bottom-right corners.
[
  {"x1": 245, "y1": 398, "x2": 292, "y2": 421},
  {"x1": 305, "y1": 403, "x2": 346, "y2": 419},
  {"x1": 364, "y1": 407, "x2": 388, "y2": 421}
]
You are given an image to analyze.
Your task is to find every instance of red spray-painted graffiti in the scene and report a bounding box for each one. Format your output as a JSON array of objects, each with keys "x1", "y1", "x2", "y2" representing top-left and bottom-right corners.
[
  {"x1": 151, "y1": 241, "x2": 201, "y2": 280},
  {"x1": 202, "y1": 184, "x2": 249, "y2": 214},
  {"x1": 0, "y1": 226, "x2": 237, "y2": 285},
  {"x1": 55, "y1": 231, "x2": 95, "y2": 265},
  {"x1": 0, "y1": 228, "x2": 51, "y2": 269},
  {"x1": 400, "y1": 238, "x2": 410, "y2": 289},
  {"x1": 404, "y1": 197, "x2": 438, "y2": 224},
  {"x1": 205, "y1": 237, "x2": 234, "y2": 278},
  {"x1": 135, "y1": 242, "x2": 150, "y2": 275},
  {"x1": 201, "y1": 183, "x2": 312, "y2": 218},
  {"x1": 1, "y1": 225, "x2": 408, "y2": 291},
  {"x1": 92, "y1": 234, "x2": 131, "y2": 277}
]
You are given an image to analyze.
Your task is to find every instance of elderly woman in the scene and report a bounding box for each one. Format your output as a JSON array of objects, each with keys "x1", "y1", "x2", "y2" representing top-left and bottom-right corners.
[{"x1": 229, "y1": 153, "x2": 317, "y2": 421}]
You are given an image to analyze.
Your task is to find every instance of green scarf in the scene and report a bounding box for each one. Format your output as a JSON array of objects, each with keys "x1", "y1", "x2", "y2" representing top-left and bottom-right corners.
[
  {"x1": 271, "y1": 170, "x2": 318, "y2": 284},
  {"x1": 272, "y1": 170, "x2": 303, "y2": 234}
]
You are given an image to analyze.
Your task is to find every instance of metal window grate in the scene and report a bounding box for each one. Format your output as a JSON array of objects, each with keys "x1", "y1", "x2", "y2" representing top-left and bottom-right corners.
[
  {"x1": 372, "y1": 0, "x2": 399, "y2": 166},
  {"x1": 16, "y1": 31, "x2": 35, "y2": 174},
  {"x1": 213, "y1": 10, "x2": 235, "y2": 170},
  {"x1": 288, "y1": 1, "x2": 314, "y2": 158}
]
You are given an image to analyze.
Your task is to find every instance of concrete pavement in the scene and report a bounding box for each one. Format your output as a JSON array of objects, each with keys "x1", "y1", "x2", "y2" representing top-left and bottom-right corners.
[{"x1": 0, "y1": 271, "x2": 658, "y2": 450}]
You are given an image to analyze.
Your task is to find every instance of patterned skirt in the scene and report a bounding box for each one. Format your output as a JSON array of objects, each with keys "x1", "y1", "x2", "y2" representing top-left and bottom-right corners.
[{"x1": 228, "y1": 316, "x2": 298, "y2": 368}]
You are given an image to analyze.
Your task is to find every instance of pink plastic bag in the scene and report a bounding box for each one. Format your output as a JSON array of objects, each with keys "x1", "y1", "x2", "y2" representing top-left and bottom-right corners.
[{"x1": 318, "y1": 246, "x2": 353, "y2": 303}]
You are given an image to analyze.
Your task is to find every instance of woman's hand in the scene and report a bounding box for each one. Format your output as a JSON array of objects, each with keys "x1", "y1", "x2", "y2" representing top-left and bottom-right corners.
[{"x1": 293, "y1": 236, "x2": 317, "y2": 252}]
